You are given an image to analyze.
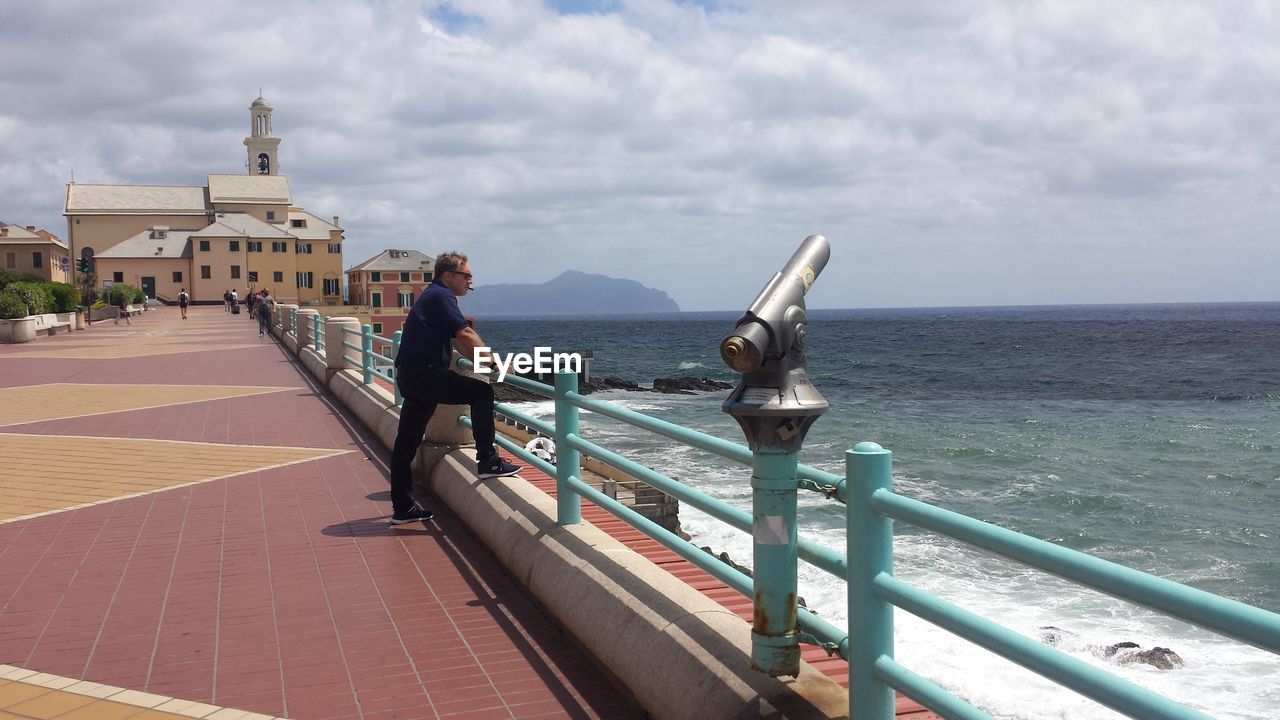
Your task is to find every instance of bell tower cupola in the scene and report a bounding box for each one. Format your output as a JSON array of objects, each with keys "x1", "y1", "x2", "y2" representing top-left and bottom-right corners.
[{"x1": 244, "y1": 94, "x2": 281, "y2": 175}]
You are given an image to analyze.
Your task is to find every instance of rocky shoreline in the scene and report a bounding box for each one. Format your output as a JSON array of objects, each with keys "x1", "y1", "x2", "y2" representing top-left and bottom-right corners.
[{"x1": 494, "y1": 375, "x2": 732, "y2": 403}]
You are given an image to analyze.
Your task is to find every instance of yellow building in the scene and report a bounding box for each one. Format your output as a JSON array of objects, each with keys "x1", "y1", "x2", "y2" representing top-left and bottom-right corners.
[
  {"x1": 1, "y1": 224, "x2": 71, "y2": 283},
  {"x1": 63, "y1": 96, "x2": 344, "y2": 305}
]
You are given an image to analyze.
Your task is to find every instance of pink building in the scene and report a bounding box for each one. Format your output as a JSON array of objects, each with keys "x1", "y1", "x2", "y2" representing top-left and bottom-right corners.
[{"x1": 345, "y1": 249, "x2": 434, "y2": 336}]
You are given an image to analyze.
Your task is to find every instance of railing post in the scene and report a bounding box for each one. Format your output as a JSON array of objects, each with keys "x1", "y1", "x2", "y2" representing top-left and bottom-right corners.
[
  {"x1": 312, "y1": 314, "x2": 321, "y2": 350},
  {"x1": 846, "y1": 441, "x2": 895, "y2": 719},
  {"x1": 553, "y1": 371, "x2": 582, "y2": 525},
  {"x1": 392, "y1": 330, "x2": 403, "y2": 406},
  {"x1": 290, "y1": 307, "x2": 297, "y2": 334},
  {"x1": 750, "y1": 448, "x2": 800, "y2": 676},
  {"x1": 361, "y1": 323, "x2": 374, "y2": 385}
]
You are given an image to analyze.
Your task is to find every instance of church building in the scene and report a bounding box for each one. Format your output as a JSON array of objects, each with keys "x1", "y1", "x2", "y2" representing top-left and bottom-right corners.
[{"x1": 64, "y1": 96, "x2": 345, "y2": 305}]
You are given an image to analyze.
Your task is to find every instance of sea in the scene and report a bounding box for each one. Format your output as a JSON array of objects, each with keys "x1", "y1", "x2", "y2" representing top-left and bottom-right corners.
[{"x1": 474, "y1": 302, "x2": 1280, "y2": 720}]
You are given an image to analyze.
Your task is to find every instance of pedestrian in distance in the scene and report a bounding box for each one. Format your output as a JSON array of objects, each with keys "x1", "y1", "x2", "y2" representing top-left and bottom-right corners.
[
  {"x1": 223, "y1": 289, "x2": 231, "y2": 312},
  {"x1": 178, "y1": 288, "x2": 190, "y2": 319},
  {"x1": 388, "y1": 251, "x2": 520, "y2": 524},
  {"x1": 246, "y1": 290, "x2": 257, "y2": 320},
  {"x1": 230, "y1": 288, "x2": 240, "y2": 315},
  {"x1": 256, "y1": 288, "x2": 275, "y2": 336},
  {"x1": 113, "y1": 290, "x2": 131, "y2": 325}
]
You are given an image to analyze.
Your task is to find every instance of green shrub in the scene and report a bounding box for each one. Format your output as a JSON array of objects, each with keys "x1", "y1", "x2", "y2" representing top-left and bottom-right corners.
[
  {"x1": 107, "y1": 284, "x2": 139, "y2": 305},
  {"x1": 0, "y1": 270, "x2": 43, "y2": 292},
  {"x1": 132, "y1": 287, "x2": 145, "y2": 303},
  {"x1": 4, "y1": 282, "x2": 53, "y2": 316},
  {"x1": 46, "y1": 283, "x2": 81, "y2": 313},
  {"x1": 0, "y1": 290, "x2": 28, "y2": 319},
  {"x1": 91, "y1": 300, "x2": 108, "y2": 310}
]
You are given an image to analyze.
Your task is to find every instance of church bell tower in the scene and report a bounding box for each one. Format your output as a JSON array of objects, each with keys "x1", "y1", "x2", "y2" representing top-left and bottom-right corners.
[{"x1": 244, "y1": 95, "x2": 281, "y2": 175}]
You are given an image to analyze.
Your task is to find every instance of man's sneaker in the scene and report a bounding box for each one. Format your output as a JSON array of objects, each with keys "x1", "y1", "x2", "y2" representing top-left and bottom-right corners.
[
  {"x1": 477, "y1": 457, "x2": 521, "y2": 479},
  {"x1": 390, "y1": 504, "x2": 434, "y2": 525}
]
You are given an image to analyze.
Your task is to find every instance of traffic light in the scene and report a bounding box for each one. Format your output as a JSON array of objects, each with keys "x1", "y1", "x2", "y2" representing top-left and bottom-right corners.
[{"x1": 77, "y1": 257, "x2": 90, "y2": 273}]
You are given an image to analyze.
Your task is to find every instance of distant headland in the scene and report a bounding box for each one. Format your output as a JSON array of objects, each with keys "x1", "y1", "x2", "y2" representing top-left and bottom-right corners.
[{"x1": 461, "y1": 270, "x2": 680, "y2": 316}]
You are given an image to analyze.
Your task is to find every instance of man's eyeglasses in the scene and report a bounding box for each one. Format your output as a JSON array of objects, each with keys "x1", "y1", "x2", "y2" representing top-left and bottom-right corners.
[{"x1": 450, "y1": 270, "x2": 473, "y2": 281}]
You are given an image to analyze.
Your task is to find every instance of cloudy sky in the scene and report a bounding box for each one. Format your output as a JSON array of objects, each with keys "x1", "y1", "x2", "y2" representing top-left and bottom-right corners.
[{"x1": 2, "y1": 0, "x2": 1278, "y2": 310}]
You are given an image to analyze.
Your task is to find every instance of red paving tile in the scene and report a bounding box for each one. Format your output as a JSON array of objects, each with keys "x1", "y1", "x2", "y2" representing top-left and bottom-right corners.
[{"x1": 0, "y1": 307, "x2": 637, "y2": 720}]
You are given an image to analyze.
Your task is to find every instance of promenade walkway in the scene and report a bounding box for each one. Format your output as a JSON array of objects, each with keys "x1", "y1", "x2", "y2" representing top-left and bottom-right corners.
[{"x1": 0, "y1": 306, "x2": 633, "y2": 720}]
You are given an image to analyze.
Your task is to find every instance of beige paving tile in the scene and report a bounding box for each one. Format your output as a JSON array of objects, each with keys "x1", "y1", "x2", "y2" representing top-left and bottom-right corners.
[
  {"x1": 0, "y1": 681, "x2": 52, "y2": 707},
  {"x1": 0, "y1": 434, "x2": 349, "y2": 523},
  {"x1": 0, "y1": 383, "x2": 299, "y2": 427},
  {"x1": 53, "y1": 699, "x2": 151, "y2": 719},
  {"x1": 5, "y1": 688, "x2": 94, "y2": 718},
  {"x1": 104, "y1": 689, "x2": 170, "y2": 708}
]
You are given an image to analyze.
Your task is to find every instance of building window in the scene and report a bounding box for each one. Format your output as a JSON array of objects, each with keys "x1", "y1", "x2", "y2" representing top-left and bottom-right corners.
[
  {"x1": 229, "y1": 240, "x2": 240, "y2": 252},
  {"x1": 398, "y1": 290, "x2": 413, "y2": 307},
  {"x1": 4, "y1": 252, "x2": 13, "y2": 269},
  {"x1": 32, "y1": 252, "x2": 43, "y2": 268},
  {"x1": 199, "y1": 240, "x2": 210, "y2": 251},
  {"x1": 372, "y1": 323, "x2": 383, "y2": 334},
  {"x1": 371, "y1": 292, "x2": 381, "y2": 308},
  {"x1": 295, "y1": 243, "x2": 312, "y2": 254},
  {"x1": 400, "y1": 272, "x2": 409, "y2": 282},
  {"x1": 248, "y1": 271, "x2": 258, "y2": 283},
  {"x1": 113, "y1": 271, "x2": 124, "y2": 282},
  {"x1": 296, "y1": 271, "x2": 313, "y2": 289},
  {"x1": 231, "y1": 265, "x2": 241, "y2": 279},
  {"x1": 323, "y1": 278, "x2": 340, "y2": 295},
  {"x1": 328, "y1": 243, "x2": 341, "y2": 253},
  {"x1": 247, "y1": 241, "x2": 262, "y2": 252},
  {"x1": 172, "y1": 271, "x2": 183, "y2": 282},
  {"x1": 273, "y1": 271, "x2": 283, "y2": 282},
  {"x1": 371, "y1": 271, "x2": 381, "y2": 282},
  {"x1": 272, "y1": 241, "x2": 287, "y2": 253},
  {"x1": 266, "y1": 211, "x2": 276, "y2": 221},
  {"x1": 201, "y1": 265, "x2": 211, "y2": 279},
  {"x1": 424, "y1": 272, "x2": 433, "y2": 283},
  {"x1": 291, "y1": 218, "x2": 306, "y2": 228}
]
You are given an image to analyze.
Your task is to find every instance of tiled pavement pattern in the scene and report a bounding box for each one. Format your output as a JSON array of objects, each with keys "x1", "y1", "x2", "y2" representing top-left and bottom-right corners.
[{"x1": 0, "y1": 307, "x2": 634, "y2": 720}]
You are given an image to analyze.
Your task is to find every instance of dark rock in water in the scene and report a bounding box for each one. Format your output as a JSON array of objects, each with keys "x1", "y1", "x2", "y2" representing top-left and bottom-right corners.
[
  {"x1": 1112, "y1": 646, "x2": 1184, "y2": 670},
  {"x1": 581, "y1": 376, "x2": 648, "y2": 394},
  {"x1": 652, "y1": 377, "x2": 734, "y2": 394},
  {"x1": 1038, "y1": 626, "x2": 1072, "y2": 647},
  {"x1": 1039, "y1": 627, "x2": 1184, "y2": 670}
]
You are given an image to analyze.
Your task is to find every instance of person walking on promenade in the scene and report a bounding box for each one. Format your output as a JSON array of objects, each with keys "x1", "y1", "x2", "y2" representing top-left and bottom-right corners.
[
  {"x1": 230, "y1": 288, "x2": 240, "y2": 315},
  {"x1": 256, "y1": 288, "x2": 275, "y2": 336},
  {"x1": 178, "y1": 288, "x2": 189, "y2": 319},
  {"x1": 113, "y1": 289, "x2": 131, "y2": 325},
  {"x1": 223, "y1": 289, "x2": 231, "y2": 312},
  {"x1": 246, "y1": 290, "x2": 257, "y2": 321},
  {"x1": 388, "y1": 251, "x2": 520, "y2": 524}
]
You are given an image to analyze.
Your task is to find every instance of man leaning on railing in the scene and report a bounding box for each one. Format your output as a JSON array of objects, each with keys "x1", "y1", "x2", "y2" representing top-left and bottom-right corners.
[{"x1": 386, "y1": 250, "x2": 520, "y2": 525}]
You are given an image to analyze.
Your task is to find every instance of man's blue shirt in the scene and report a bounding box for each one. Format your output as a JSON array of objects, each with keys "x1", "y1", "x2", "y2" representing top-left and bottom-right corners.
[{"x1": 395, "y1": 281, "x2": 468, "y2": 368}]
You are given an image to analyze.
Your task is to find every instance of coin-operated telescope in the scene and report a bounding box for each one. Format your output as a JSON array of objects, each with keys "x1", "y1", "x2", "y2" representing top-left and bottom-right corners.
[
  {"x1": 720, "y1": 234, "x2": 830, "y2": 678},
  {"x1": 720, "y1": 234, "x2": 830, "y2": 451}
]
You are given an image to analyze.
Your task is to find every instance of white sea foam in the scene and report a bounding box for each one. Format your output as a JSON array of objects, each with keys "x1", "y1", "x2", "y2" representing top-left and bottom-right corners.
[
  {"x1": 669, "y1": 464, "x2": 1280, "y2": 720},
  {"x1": 678, "y1": 361, "x2": 707, "y2": 370}
]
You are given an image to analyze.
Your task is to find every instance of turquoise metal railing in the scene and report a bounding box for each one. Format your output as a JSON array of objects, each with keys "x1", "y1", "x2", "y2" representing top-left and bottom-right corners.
[{"x1": 292, "y1": 332, "x2": 1280, "y2": 719}]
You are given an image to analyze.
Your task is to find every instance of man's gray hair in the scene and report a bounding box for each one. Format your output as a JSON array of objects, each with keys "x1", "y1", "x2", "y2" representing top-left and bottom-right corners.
[{"x1": 434, "y1": 251, "x2": 468, "y2": 279}]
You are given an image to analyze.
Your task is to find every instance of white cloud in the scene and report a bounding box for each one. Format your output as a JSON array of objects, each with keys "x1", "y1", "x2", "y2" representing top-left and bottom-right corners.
[{"x1": 2, "y1": 0, "x2": 1277, "y2": 309}]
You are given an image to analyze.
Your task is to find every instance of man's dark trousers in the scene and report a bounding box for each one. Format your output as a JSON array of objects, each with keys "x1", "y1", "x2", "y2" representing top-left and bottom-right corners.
[{"x1": 390, "y1": 366, "x2": 497, "y2": 514}]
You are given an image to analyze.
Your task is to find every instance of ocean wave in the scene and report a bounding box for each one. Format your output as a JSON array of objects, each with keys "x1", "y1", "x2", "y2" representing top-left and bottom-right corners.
[{"x1": 678, "y1": 361, "x2": 707, "y2": 370}]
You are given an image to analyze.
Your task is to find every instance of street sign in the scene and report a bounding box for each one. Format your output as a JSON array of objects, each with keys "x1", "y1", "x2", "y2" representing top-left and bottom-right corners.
[
  {"x1": 103, "y1": 280, "x2": 114, "y2": 290},
  {"x1": 59, "y1": 256, "x2": 70, "y2": 270}
]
